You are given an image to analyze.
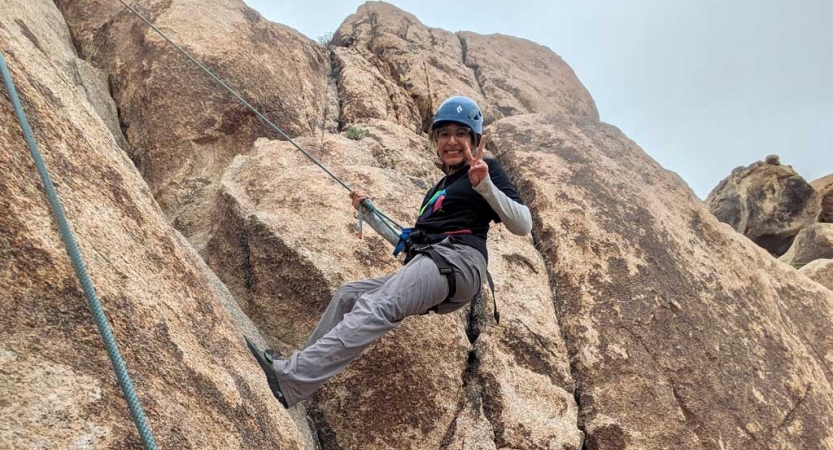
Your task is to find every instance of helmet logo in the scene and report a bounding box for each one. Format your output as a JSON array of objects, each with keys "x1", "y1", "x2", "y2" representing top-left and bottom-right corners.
[{"x1": 432, "y1": 96, "x2": 483, "y2": 135}]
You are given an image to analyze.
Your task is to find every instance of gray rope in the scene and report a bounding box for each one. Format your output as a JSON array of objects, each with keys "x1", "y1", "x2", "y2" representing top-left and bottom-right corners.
[
  {"x1": 0, "y1": 52, "x2": 159, "y2": 450},
  {"x1": 115, "y1": 0, "x2": 402, "y2": 235}
]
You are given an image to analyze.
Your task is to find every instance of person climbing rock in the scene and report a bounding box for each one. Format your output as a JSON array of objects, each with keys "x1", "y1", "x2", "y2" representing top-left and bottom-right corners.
[{"x1": 246, "y1": 96, "x2": 532, "y2": 408}]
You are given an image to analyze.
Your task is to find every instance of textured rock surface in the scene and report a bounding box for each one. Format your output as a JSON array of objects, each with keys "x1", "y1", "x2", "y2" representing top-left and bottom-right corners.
[
  {"x1": 332, "y1": 2, "x2": 482, "y2": 131},
  {"x1": 71, "y1": 57, "x2": 128, "y2": 150},
  {"x1": 489, "y1": 114, "x2": 833, "y2": 449},
  {"x1": 332, "y1": 2, "x2": 597, "y2": 132},
  {"x1": 457, "y1": 226, "x2": 583, "y2": 449},
  {"x1": 458, "y1": 31, "x2": 599, "y2": 120},
  {"x1": 1, "y1": 0, "x2": 306, "y2": 447},
  {"x1": 800, "y1": 259, "x2": 833, "y2": 291},
  {"x1": 56, "y1": 0, "x2": 337, "y2": 253},
  {"x1": 208, "y1": 129, "x2": 474, "y2": 450},
  {"x1": 814, "y1": 174, "x2": 833, "y2": 223},
  {"x1": 706, "y1": 159, "x2": 820, "y2": 256},
  {"x1": 207, "y1": 133, "x2": 423, "y2": 350},
  {"x1": 205, "y1": 125, "x2": 582, "y2": 448},
  {"x1": 10, "y1": 0, "x2": 833, "y2": 448},
  {"x1": 780, "y1": 223, "x2": 833, "y2": 267}
]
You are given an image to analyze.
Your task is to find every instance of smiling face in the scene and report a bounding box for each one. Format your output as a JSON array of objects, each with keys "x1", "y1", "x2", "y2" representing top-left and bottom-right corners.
[{"x1": 435, "y1": 123, "x2": 474, "y2": 168}]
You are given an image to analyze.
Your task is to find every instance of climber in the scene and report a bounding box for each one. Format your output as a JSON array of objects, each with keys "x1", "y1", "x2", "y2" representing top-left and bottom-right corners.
[{"x1": 246, "y1": 96, "x2": 532, "y2": 408}]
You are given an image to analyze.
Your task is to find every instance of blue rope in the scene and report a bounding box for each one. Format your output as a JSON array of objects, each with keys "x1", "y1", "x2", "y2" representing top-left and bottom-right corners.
[
  {"x1": 0, "y1": 52, "x2": 159, "y2": 450},
  {"x1": 116, "y1": 0, "x2": 403, "y2": 235}
]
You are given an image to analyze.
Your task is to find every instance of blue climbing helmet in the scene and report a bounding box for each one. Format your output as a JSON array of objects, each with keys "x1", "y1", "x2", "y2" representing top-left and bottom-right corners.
[{"x1": 431, "y1": 96, "x2": 483, "y2": 136}]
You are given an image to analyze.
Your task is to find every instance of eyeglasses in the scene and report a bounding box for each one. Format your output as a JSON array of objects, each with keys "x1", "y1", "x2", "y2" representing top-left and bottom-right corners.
[{"x1": 436, "y1": 128, "x2": 471, "y2": 142}]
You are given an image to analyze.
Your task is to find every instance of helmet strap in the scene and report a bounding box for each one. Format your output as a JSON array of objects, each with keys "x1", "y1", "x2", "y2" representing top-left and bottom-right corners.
[
  {"x1": 446, "y1": 161, "x2": 467, "y2": 173},
  {"x1": 437, "y1": 156, "x2": 469, "y2": 174}
]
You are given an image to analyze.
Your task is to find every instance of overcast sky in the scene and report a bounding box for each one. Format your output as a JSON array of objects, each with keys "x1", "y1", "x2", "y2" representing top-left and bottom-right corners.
[{"x1": 242, "y1": 0, "x2": 831, "y2": 199}]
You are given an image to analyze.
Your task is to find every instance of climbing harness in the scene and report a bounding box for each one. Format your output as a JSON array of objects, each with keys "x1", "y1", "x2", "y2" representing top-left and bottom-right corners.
[
  {"x1": 395, "y1": 171, "x2": 502, "y2": 322},
  {"x1": 397, "y1": 229, "x2": 500, "y2": 323},
  {"x1": 0, "y1": 52, "x2": 159, "y2": 450},
  {"x1": 115, "y1": 0, "x2": 402, "y2": 239},
  {"x1": 409, "y1": 244, "x2": 458, "y2": 306}
]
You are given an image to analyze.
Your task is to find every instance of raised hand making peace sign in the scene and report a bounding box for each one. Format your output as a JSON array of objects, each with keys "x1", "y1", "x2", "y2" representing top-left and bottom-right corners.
[{"x1": 465, "y1": 135, "x2": 488, "y2": 187}]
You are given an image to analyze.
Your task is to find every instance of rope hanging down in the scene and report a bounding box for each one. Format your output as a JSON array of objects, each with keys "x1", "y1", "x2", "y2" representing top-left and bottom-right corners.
[
  {"x1": 0, "y1": 52, "x2": 159, "y2": 450},
  {"x1": 115, "y1": 0, "x2": 402, "y2": 235}
]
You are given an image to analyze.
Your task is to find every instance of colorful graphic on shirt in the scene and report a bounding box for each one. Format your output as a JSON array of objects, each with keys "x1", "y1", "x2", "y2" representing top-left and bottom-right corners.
[{"x1": 418, "y1": 189, "x2": 446, "y2": 220}]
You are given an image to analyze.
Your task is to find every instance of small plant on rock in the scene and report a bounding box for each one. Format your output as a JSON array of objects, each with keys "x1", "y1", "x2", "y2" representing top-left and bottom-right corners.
[
  {"x1": 345, "y1": 126, "x2": 371, "y2": 140},
  {"x1": 317, "y1": 32, "x2": 333, "y2": 47}
]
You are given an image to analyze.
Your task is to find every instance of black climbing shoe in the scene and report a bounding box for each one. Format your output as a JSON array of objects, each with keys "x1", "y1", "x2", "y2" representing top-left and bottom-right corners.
[{"x1": 245, "y1": 337, "x2": 288, "y2": 408}]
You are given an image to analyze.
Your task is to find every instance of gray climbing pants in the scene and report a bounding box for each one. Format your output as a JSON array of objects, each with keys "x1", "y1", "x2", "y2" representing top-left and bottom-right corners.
[{"x1": 272, "y1": 239, "x2": 486, "y2": 407}]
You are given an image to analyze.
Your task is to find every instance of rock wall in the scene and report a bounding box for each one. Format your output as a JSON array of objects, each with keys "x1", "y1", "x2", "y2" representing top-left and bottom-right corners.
[
  {"x1": 5, "y1": 0, "x2": 833, "y2": 449},
  {"x1": 331, "y1": 2, "x2": 598, "y2": 132},
  {"x1": 814, "y1": 174, "x2": 833, "y2": 223},
  {"x1": 489, "y1": 114, "x2": 833, "y2": 448},
  {"x1": 707, "y1": 158, "x2": 819, "y2": 256},
  {"x1": 55, "y1": 0, "x2": 338, "y2": 254},
  {"x1": 1, "y1": 0, "x2": 309, "y2": 447}
]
